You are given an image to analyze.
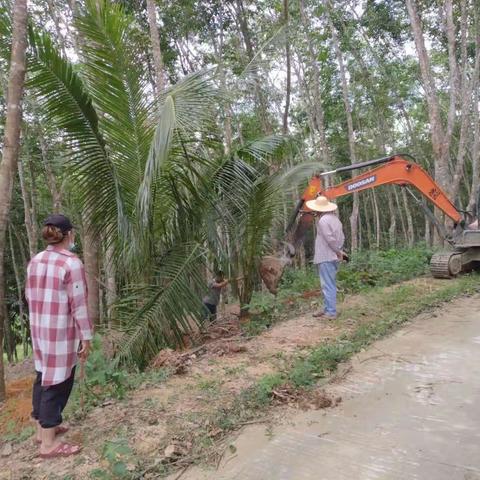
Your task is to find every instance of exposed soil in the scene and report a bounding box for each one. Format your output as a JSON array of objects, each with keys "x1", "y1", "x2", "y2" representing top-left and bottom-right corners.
[
  {"x1": 0, "y1": 277, "x2": 474, "y2": 479},
  {"x1": 181, "y1": 294, "x2": 480, "y2": 480}
]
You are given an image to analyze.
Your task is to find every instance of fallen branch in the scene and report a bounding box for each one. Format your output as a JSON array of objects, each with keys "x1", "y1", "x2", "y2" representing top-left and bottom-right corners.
[
  {"x1": 236, "y1": 417, "x2": 270, "y2": 427},
  {"x1": 174, "y1": 466, "x2": 189, "y2": 480}
]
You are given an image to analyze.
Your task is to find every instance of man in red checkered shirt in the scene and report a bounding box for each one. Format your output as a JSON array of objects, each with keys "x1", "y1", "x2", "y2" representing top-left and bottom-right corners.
[{"x1": 26, "y1": 214, "x2": 93, "y2": 459}]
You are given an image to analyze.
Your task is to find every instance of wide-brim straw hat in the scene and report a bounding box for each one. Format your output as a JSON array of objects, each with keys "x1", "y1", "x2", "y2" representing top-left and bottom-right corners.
[{"x1": 305, "y1": 195, "x2": 338, "y2": 213}]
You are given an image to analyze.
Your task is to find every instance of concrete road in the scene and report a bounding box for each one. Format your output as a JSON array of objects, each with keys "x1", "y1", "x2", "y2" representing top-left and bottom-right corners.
[{"x1": 184, "y1": 295, "x2": 480, "y2": 480}]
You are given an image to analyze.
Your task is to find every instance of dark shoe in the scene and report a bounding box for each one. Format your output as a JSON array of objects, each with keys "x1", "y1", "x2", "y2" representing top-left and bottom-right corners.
[{"x1": 313, "y1": 312, "x2": 337, "y2": 320}]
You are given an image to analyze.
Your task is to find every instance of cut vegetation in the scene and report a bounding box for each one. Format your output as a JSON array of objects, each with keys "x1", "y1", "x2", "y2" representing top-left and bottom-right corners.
[{"x1": 1, "y1": 263, "x2": 478, "y2": 479}]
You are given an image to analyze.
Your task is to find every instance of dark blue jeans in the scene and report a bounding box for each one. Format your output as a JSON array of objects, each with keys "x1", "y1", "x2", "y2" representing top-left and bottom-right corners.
[{"x1": 203, "y1": 302, "x2": 217, "y2": 321}]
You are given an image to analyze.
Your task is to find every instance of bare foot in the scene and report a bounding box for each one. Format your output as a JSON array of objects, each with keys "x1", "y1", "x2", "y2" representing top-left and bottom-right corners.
[{"x1": 36, "y1": 424, "x2": 69, "y2": 443}]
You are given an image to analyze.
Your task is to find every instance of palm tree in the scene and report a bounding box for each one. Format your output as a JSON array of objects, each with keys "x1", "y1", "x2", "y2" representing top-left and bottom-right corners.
[{"x1": 1, "y1": 0, "x2": 306, "y2": 368}]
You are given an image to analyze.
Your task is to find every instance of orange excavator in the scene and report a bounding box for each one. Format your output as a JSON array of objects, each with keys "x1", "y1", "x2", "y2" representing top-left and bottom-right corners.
[{"x1": 260, "y1": 154, "x2": 480, "y2": 294}]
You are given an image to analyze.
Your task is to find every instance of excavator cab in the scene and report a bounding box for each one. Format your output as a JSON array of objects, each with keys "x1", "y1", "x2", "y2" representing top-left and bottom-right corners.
[{"x1": 260, "y1": 155, "x2": 480, "y2": 294}]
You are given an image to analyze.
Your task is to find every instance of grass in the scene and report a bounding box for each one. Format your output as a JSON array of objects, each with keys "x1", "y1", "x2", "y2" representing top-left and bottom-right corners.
[
  {"x1": 197, "y1": 378, "x2": 222, "y2": 395},
  {"x1": 254, "y1": 272, "x2": 480, "y2": 398},
  {"x1": 65, "y1": 336, "x2": 171, "y2": 421},
  {"x1": 1, "y1": 424, "x2": 35, "y2": 444},
  {"x1": 288, "y1": 244, "x2": 434, "y2": 295},
  {"x1": 244, "y1": 245, "x2": 434, "y2": 335},
  {"x1": 160, "y1": 272, "x2": 480, "y2": 477},
  {"x1": 2, "y1": 344, "x2": 31, "y2": 363}
]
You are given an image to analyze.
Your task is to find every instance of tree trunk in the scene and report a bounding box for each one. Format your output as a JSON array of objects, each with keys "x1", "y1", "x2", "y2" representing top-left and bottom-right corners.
[
  {"x1": 394, "y1": 188, "x2": 408, "y2": 244},
  {"x1": 293, "y1": 54, "x2": 318, "y2": 154},
  {"x1": 401, "y1": 188, "x2": 415, "y2": 247},
  {"x1": 18, "y1": 156, "x2": 38, "y2": 258},
  {"x1": 444, "y1": 0, "x2": 459, "y2": 149},
  {"x1": 325, "y1": 2, "x2": 359, "y2": 250},
  {"x1": 282, "y1": 0, "x2": 291, "y2": 135},
  {"x1": 235, "y1": 0, "x2": 272, "y2": 134},
  {"x1": 405, "y1": 0, "x2": 451, "y2": 245},
  {"x1": 468, "y1": 82, "x2": 480, "y2": 212},
  {"x1": 299, "y1": 0, "x2": 329, "y2": 163},
  {"x1": 454, "y1": 0, "x2": 480, "y2": 203},
  {"x1": 425, "y1": 215, "x2": 432, "y2": 247},
  {"x1": 212, "y1": 7, "x2": 233, "y2": 155},
  {"x1": 0, "y1": 0, "x2": 28, "y2": 403},
  {"x1": 82, "y1": 221, "x2": 100, "y2": 327},
  {"x1": 146, "y1": 0, "x2": 164, "y2": 95},
  {"x1": 363, "y1": 199, "x2": 373, "y2": 249},
  {"x1": 371, "y1": 190, "x2": 381, "y2": 249},
  {"x1": 221, "y1": 26, "x2": 233, "y2": 155},
  {"x1": 104, "y1": 241, "x2": 117, "y2": 324},
  {"x1": 8, "y1": 228, "x2": 27, "y2": 358},
  {"x1": 387, "y1": 190, "x2": 396, "y2": 248},
  {"x1": 46, "y1": 0, "x2": 68, "y2": 58},
  {"x1": 405, "y1": 0, "x2": 450, "y2": 188},
  {"x1": 39, "y1": 130, "x2": 62, "y2": 212},
  {"x1": 27, "y1": 150, "x2": 39, "y2": 244}
]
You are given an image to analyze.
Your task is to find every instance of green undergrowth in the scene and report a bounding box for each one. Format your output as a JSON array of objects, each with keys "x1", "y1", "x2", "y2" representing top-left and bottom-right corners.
[
  {"x1": 286, "y1": 244, "x2": 431, "y2": 294},
  {"x1": 168, "y1": 273, "x2": 480, "y2": 476},
  {"x1": 250, "y1": 272, "x2": 479, "y2": 401},
  {"x1": 245, "y1": 245, "x2": 433, "y2": 335},
  {"x1": 65, "y1": 336, "x2": 170, "y2": 420},
  {"x1": 82, "y1": 272, "x2": 479, "y2": 478}
]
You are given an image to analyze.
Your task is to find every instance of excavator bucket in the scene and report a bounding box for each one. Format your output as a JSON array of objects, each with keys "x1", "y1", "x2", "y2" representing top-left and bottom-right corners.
[
  {"x1": 260, "y1": 255, "x2": 292, "y2": 295},
  {"x1": 260, "y1": 243, "x2": 296, "y2": 295}
]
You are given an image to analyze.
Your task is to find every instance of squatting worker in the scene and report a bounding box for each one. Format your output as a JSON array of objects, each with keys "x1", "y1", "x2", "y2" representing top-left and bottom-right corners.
[
  {"x1": 305, "y1": 196, "x2": 346, "y2": 320},
  {"x1": 26, "y1": 214, "x2": 93, "y2": 459}
]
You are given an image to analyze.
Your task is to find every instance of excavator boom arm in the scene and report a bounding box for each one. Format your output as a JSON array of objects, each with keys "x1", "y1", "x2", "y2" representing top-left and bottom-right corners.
[{"x1": 302, "y1": 156, "x2": 461, "y2": 223}]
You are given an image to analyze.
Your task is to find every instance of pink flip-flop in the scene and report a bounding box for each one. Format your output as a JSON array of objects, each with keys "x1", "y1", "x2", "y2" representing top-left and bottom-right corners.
[
  {"x1": 39, "y1": 442, "x2": 82, "y2": 459},
  {"x1": 35, "y1": 425, "x2": 70, "y2": 444}
]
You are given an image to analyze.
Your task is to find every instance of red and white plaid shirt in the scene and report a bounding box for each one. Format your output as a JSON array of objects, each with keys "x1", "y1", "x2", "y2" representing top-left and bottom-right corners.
[{"x1": 26, "y1": 246, "x2": 93, "y2": 386}]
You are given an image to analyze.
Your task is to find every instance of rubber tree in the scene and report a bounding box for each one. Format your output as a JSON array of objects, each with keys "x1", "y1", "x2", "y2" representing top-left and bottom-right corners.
[{"x1": 0, "y1": 0, "x2": 28, "y2": 402}]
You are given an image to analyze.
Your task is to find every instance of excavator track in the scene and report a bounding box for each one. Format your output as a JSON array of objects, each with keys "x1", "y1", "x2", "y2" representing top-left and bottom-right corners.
[{"x1": 430, "y1": 252, "x2": 463, "y2": 279}]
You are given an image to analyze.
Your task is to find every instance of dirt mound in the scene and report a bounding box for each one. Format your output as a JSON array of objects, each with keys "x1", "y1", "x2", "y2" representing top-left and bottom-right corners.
[
  {"x1": 150, "y1": 348, "x2": 191, "y2": 374},
  {"x1": 207, "y1": 341, "x2": 247, "y2": 356},
  {"x1": 200, "y1": 316, "x2": 240, "y2": 340},
  {"x1": 150, "y1": 316, "x2": 242, "y2": 374},
  {"x1": 0, "y1": 376, "x2": 35, "y2": 435},
  {"x1": 5, "y1": 358, "x2": 33, "y2": 381}
]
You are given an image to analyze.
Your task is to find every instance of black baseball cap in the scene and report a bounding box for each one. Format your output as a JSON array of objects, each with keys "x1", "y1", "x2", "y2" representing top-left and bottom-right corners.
[{"x1": 43, "y1": 214, "x2": 75, "y2": 234}]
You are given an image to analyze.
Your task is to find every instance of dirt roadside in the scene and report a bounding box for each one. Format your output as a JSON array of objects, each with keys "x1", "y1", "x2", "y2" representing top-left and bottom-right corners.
[
  {"x1": 0, "y1": 276, "x2": 478, "y2": 479},
  {"x1": 183, "y1": 294, "x2": 480, "y2": 480}
]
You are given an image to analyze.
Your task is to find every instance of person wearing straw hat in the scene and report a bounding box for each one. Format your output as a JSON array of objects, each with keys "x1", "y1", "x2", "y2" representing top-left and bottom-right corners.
[{"x1": 305, "y1": 196, "x2": 346, "y2": 319}]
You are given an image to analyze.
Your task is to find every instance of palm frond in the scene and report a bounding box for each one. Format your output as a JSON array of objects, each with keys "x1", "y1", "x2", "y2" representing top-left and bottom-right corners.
[
  {"x1": 75, "y1": 0, "x2": 155, "y2": 220},
  {"x1": 27, "y1": 27, "x2": 127, "y2": 237},
  {"x1": 115, "y1": 243, "x2": 207, "y2": 367},
  {"x1": 0, "y1": 0, "x2": 12, "y2": 61},
  {"x1": 236, "y1": 134, "x2": 286, "y2": 165},
  {"x1": 137, "y1": 69, "x2": 221, "y2": 226},
  {"x1": 276, "y1": 161, "x2": 330, "y2": 192}
]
